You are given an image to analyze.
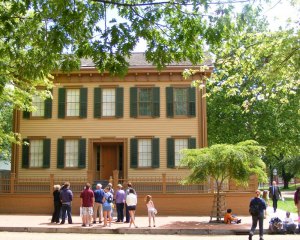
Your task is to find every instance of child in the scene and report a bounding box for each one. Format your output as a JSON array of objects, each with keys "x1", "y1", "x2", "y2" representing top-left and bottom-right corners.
[
  {"x1": 262, "y1": 190, "x2": 269, "y2": 206},
  {"x1": 283, "y1": 211, "x2": 296, "y2": 234},
  {"x1": 145, "y1": 195, "x2": 156, "y2": 227},
  {"x1": 224, "y1": 209, "x2": 241, "y2": 224}
]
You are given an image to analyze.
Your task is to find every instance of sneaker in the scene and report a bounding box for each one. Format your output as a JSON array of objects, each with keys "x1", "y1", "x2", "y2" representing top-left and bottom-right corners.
[
  {"x1": 93, "y1": 221, "x2": 96, "y2": 224},
  {"x1": 259, "y1": 238, "x2": 264, "y2": 240},
  {"x1": 237, "y1": 219, "x2": 241, "y2": 224}
]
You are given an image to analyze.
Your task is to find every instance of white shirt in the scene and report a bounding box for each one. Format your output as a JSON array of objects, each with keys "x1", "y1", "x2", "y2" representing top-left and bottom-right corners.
[
  {"x1": 284, "y1": 217, "x2": 294, "y2": 224},
  {"x1": 126, "y1": 193, "x2": 137, "y2": 206}
]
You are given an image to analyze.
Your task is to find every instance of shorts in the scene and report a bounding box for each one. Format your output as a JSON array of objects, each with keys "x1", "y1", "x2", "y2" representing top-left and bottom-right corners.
[
  {"x1": 82, "y1": 207, "x2": 93, "y2": 216},
  {"x1": 103, "y1": 203, "x2": 112, "y2": 212},
  {"x1": 127, "y1": 205, "x2": 136, "y2": 211}
]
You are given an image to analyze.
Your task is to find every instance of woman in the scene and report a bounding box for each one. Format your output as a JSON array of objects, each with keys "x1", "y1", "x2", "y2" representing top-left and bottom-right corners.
[
  {"x1": 294, "y1": 187, "x2": 300, "y2": 217},
  {"x1": 102, "y1": 186, "x2": 113, "y2": 227},
  {"x1": 126, "y1": 188, "x2": 138, "y2": 228},
  {"x1": 51, "y1": 185, "x2": 61, "y2": 223}
]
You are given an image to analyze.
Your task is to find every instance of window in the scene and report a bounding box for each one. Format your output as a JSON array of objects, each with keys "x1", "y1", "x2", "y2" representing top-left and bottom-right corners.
[
  {"x1": 102, "y1": 89, "x2": 115, "y2": 116},
  {"x1": 174, "y1": 139, "x2": 188, "y2": 167},
  {"x1": 23, "y1": 93, "x2": 52, "y2": 119},
  {"x1": 174, "y1": 88, "x2": 188, "y2": 116},
  {"x1": 167, "y1": 137, "x2": 196, "y2": 168},
  {"x1": 130, "y1": 87, "x2": 160, "y2": 118},
  {"x1": 94, "y1": 87, "x2": 123, "y2": 118},
  {"x1": 22, "y1": 138, "x2": 51, "y2": 168},
  {"x1": 138, "y1": 139, "x2": 152, "y2": 167},
  {"x1": 57, "y1": 138, "x2": 86, "y2": 168},
  {"x1": 65, "y1": 140, "x2": 79, "y2": 167},
  {"x1": 32, "y1": 95, "x2": 45, "y2": 117},
  {"x1": 166, "y1": 87, "x2": 196, "y2": 117},
  {"x1": 138, "y1": 88, "x2": 152, "y2": 116},
  {"x1": 66, "y1": 89, "x2": 80, "y2": 117},
  {"x1": 58, "y1": 88, "x2": 87, "y2": 118},
  {"x1": 130, "y1": 138, "x2": 159, "y2": 168},
  {"x1": 29, "y1": 140, "x2": 43, "y2": 167}
]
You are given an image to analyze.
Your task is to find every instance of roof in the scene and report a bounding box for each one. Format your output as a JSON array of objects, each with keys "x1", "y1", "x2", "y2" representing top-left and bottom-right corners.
[{"x1": 80, "y1": 52, "x2": 213, "y2": 69}]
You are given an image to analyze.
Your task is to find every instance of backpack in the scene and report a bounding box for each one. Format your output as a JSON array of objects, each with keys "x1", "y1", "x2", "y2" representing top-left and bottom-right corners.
[
  {"x1": 106, "y1": 194, "x2": 113, "y2": 203},
  {"x1": 249, "y1": 199, "x2": 260, "y2": 216},
  {"x1": 269, "y1": 217, "x2": 283, "y2": 234}
]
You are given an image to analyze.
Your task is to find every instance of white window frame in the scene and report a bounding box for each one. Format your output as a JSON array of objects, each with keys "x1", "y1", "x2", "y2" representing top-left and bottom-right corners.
[
  {"x1": 65, "y1": 140, "x2": 78, "y2": 167},
  {"x1": 174, "y1": 139, "x2": 188, "y2": 167},
  {"x1": 66, "y1": 89, "x2": 80, "y2": 117},
  {"x1": 29, "y1": 140, "x2": 43, "y2": 167},
  {"x1": 102, "y1": 88, "x2": 116, "y2": 117},
  {"x1": 32, "y1": 94, "x2": 45, "y2": 117},
  {"x1": 138, "y1": 139, "x2": 152, "y2": 167}
]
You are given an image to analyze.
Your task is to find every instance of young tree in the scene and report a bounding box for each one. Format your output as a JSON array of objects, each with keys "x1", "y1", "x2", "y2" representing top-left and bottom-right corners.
[{"x1": 180, "y1": 140, "x2": 267, "y2": 221}]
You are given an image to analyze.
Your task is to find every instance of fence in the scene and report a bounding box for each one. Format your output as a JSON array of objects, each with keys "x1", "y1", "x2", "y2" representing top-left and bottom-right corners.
[{"x1": 0, "y1": 173, "x2": 256, "y2": 195}]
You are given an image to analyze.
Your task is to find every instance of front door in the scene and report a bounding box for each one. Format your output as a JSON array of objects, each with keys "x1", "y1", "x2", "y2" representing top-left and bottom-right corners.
[{"x1": 101, "y1": 144, "x2": 118, "y2": 180}]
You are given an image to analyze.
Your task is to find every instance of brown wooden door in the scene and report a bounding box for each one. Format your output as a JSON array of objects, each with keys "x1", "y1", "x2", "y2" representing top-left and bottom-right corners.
[{"x1": 101, "y1": 144, "x2": 118, "y2": 180}]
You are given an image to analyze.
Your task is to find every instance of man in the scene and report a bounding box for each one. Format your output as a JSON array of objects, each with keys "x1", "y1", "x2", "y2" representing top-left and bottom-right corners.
[
  {"x1": 115, "y1": 184, "x2": 126, "y2": 222},
  {"x1": 80, "y1": 183, "x2": 94, "y2": 227},
  {"x1": 93, "y1": 183, "x2": 104, "y2": 224},
  {"x1": 59, "y1": 182, "x2": 73, "y2": 224},
  {"x1": 269, "y1": 181, "x2": 282, "y2": 212},
  {"x1": 249, "y1": 189, "x2": 267, "y2": 240}
]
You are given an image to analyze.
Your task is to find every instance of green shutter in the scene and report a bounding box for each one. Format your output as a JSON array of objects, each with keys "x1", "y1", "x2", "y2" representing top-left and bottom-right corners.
[
  {"x1": 130, "y1": 87, "x2": 137, "y2": 118},
  {"x1": 57, "y1": 139, "x2": 65, "y2": 168},
  {"x1": 167, "y1": 138, "x2": 175, "y2": 168},
  {"x1": 58, "y1": 88, "x2": 66, "y2": 118},
  {"x1": 78, "y1": 139, "x2": 86, "y2": 168},
  {"x1": 152, "y1": 87, "x2": 160, "y2": 117},
  {"x1": 188, "y1": 138, "x2": 196, "y2": 149},
  {"x1": 43, "y1": 139, "x2": 51, "y2": 168},
  {"x1": 188, "y1": 87, "x2": 196, "y2": 117},
  {"x1": 151, "y1": 138, "x2": 160, "y2": 168},
  {"x1": 94, "y1": 88, "x2": 102, "y2": 118},
  {"x1": 166, "y1": 87, "x2": 174, "y2": 117},
  {"x1": 22, "y1": 139, "x2": 30, "y2": 168},
  {"x1": 130, "y1": 138, "x2": 138, "y2": 168},
  {"x1": 80, "y1": 88, "x2": 87, "y2": 118},
  {"x1": 44, "y1": 95, "x2": 52, "y2": 119},
  {"x1": 116, "y1": 87, "x2": 124, "y2": 118},
  {"x1": 23, "y1": 111, "x2": 30, "y2": 119}
]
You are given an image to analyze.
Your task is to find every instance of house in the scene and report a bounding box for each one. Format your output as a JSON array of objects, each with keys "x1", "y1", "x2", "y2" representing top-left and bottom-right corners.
[
  {"x1": 12, "y1": 53, "x2": 210, "y2": 183},
  {"x1": 2, "y1": 53, "x2": 256, "y2": 215}
]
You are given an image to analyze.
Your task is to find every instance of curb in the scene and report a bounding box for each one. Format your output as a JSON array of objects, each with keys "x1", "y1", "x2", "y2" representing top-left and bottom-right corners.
[{"x1": 0, "y1": 226, "x2": 252, "y2": 235}]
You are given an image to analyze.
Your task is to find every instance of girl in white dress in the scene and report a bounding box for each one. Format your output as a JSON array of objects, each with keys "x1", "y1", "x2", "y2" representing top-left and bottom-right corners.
[{"x1": 145, "y1": 195, "x2": 156, "y2": 227}]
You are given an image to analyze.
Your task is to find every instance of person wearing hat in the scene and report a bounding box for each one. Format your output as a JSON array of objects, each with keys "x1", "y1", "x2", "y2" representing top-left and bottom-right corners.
[{"x1": 115, "y1": 184, "x2": 126, "y2": 222}]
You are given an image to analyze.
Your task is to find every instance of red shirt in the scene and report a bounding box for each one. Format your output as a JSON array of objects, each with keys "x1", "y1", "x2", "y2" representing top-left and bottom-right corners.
[{"x1": 80, "y1": 188, "x2": 94, "y2": 207}]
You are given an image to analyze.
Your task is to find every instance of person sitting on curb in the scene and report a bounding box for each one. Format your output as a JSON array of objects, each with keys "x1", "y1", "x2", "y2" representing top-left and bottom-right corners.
[
  {"x1": 283, "y1": 211, "x2": 296, "y2": 234},
  {"x1": 224, "y1": 208, "x2": 241, "y2": 224}
]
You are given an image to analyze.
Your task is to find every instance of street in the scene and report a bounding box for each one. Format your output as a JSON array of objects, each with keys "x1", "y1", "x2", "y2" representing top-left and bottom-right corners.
[{"x1": 0, "y1": 232, "x2": 299, "y2": 240}]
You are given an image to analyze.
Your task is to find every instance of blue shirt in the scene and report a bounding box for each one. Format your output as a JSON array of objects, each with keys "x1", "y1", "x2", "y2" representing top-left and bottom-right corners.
[{"x1": 94, "y1": 188, "x2": 104, "y2": 203}]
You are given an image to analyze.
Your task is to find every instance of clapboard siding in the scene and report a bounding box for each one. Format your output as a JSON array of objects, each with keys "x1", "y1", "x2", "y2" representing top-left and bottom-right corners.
[{"x1": 17, "y1": 74, "x2": 205, "y2": 179}]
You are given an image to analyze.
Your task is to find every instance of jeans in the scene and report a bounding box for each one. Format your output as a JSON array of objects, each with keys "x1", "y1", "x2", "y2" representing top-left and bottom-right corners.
[
  {"x1": 116, "y1": 203, "x2": 124, "y2": 222},
  {"x1": 61, "y1": 204, "x2": 72, "y2": 224},
  {"x1": 250, "y1": 213, "x2": 264, "y2": 237}
]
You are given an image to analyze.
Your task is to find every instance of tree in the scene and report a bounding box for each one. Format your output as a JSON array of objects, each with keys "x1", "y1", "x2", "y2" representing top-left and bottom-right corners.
[
  {"x1": 180, "y1": 140, "x2": 267, "y2": 221},
  {"x1": 0, "y1": 0, "x2": 268, "y2": 157}
]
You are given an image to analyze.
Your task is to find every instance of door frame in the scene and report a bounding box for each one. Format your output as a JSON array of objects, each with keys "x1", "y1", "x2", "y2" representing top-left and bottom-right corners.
[{"x1": 88, "y1": 138, "x2": 127, "y2": 182}]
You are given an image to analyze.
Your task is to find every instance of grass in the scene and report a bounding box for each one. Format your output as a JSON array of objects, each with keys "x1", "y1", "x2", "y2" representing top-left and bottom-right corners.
[
  {"x1": 270, "y1": 198, "x2": 297, "y2": 213},
  {"x1": 279, "y1": 183, "x2": 300, "y2": 192}
]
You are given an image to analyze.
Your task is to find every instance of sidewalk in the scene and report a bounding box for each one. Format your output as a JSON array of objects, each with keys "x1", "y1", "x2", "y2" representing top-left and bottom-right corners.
[{"x1": 0, "y1": 209, "x2": 297, "y2": 235}]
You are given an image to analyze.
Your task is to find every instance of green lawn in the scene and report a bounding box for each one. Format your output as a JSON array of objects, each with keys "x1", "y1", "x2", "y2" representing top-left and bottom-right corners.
[
  {"x1": 279, "y1": 183, "x2": 300, "y2": 192},
  {"x1": 270, "y1": 198, "x2": 297, "y2": 213}
]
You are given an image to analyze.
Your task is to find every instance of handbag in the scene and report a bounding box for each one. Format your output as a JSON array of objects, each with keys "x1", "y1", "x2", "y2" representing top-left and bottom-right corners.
[{"x1": 153, "y1": 208, "x2": 158, "y2": 215}]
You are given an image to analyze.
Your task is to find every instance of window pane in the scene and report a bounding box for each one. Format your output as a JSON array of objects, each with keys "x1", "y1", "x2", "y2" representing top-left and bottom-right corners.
[
  {"x1": 102, "y1": 88, "x2": 115, "y2": 116},
  {"x1": 65, "y1": 140, "x2": 78, "y2": 167},
  {"x1": 32, "y1": 95, "x2": 45, "y2": 117},
  {"x1": 174, "y1": 88, "x2": 188, "y2": 115},
  {"x1": 175, "y1": 139, "x2": 188, "y2": 166},
  {"x1": 66, "y1": 89, "x2": 80, "y2": 116},
  {"x1": 138, "y1": 88, "x2": 152, "y2": 116},
  {"x1": 30, "y1": 140, "x2": 43, "y2": 167},
  {"x1": 138, "y1": 139, "x2": 152, "y2": 167}
]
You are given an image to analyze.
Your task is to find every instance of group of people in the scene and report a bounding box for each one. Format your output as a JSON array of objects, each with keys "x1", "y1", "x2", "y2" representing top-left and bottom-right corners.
[
  {"x1": 51, "y1": 181, "x2": 157, "y2": 228},
  {"x1": 247, "y1": 181, "x2": 300, "y2": 240}
]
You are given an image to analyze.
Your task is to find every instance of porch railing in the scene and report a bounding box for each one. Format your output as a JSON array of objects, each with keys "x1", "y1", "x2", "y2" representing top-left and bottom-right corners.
[{"x1": 0, "y1": 173, "x2": 256, "y2": 195}]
